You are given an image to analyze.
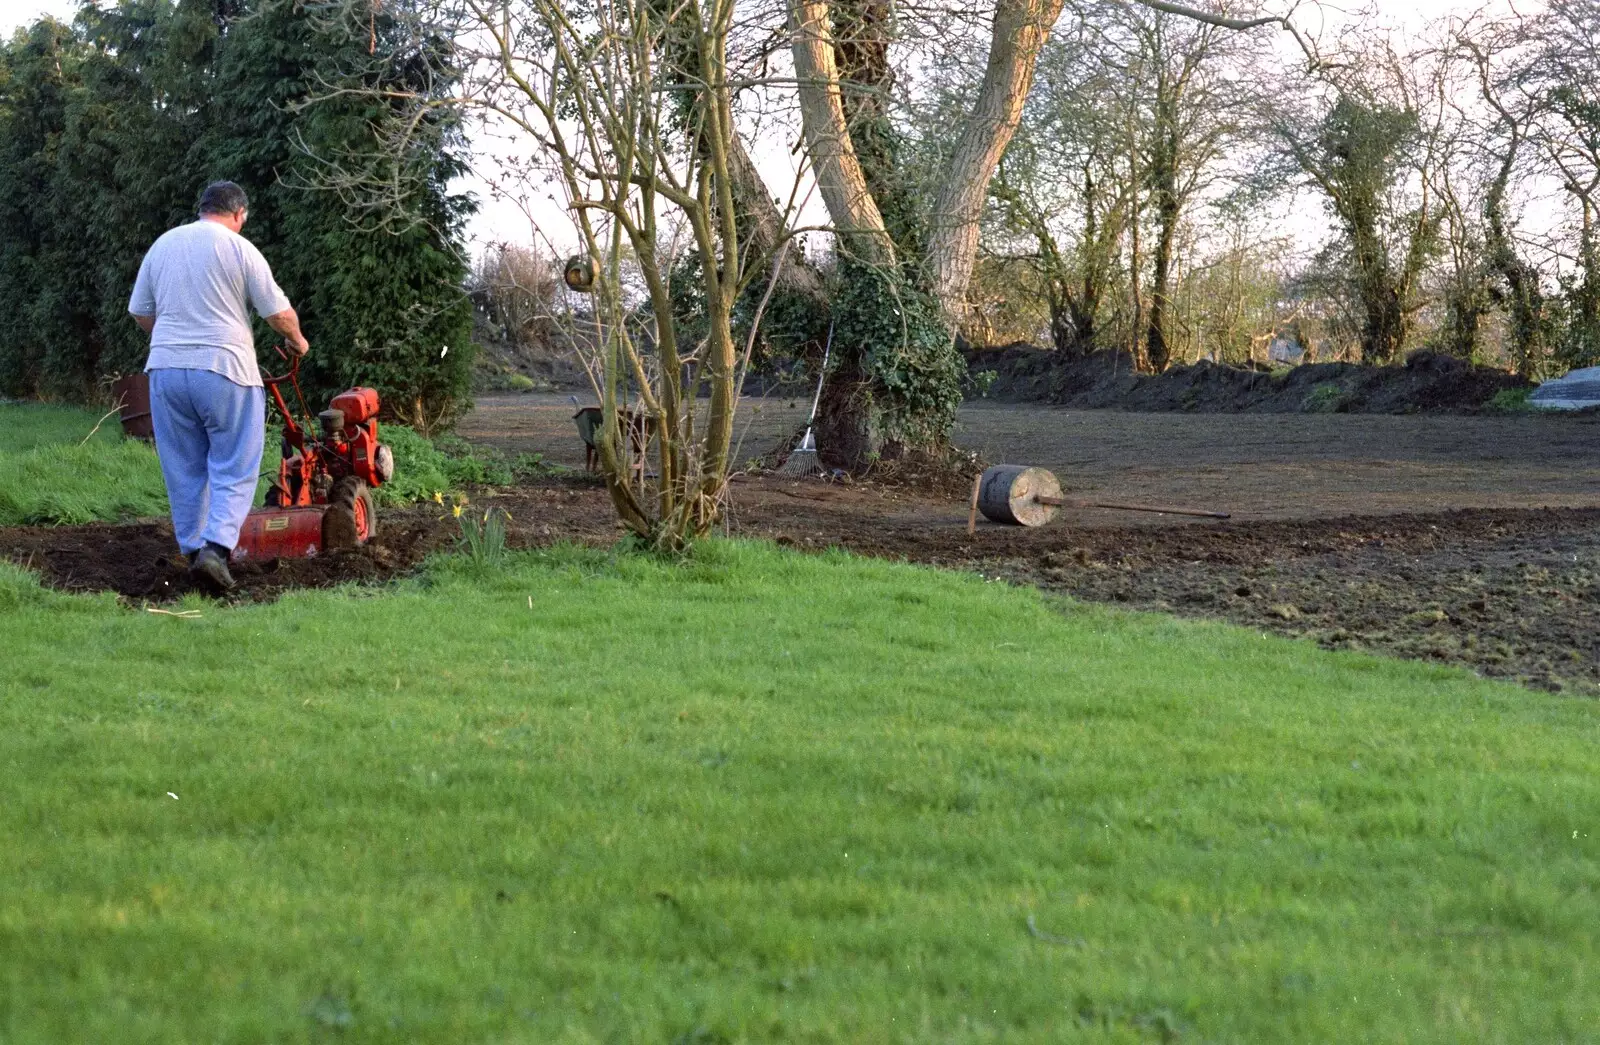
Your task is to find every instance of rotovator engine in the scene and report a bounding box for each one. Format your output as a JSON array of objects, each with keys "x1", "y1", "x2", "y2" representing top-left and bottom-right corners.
[{"x1": 233, "y1": 351, "x2": 394, "y2": 561}]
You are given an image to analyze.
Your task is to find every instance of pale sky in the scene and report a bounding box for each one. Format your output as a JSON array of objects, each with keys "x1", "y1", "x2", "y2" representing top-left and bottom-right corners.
[{"x1": 0, "y1": 0, "x2": 1536, "y2": 256}]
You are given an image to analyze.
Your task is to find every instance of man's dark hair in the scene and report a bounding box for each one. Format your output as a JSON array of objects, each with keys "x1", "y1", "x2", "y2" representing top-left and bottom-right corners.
[{"x1": 197, "y1": 181, "x2": 249, "y2": 217}]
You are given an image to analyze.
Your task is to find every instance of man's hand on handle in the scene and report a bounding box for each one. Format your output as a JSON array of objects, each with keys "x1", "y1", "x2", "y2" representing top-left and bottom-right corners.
[{"x1": 266, "y1": 307, "x2": 310, "y2": 357}]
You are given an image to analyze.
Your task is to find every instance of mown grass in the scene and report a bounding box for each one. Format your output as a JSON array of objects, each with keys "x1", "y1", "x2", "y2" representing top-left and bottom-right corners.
[
  {"x1": 0, "y1": 402, "x2": 523, "y2": 524},
  {"x1": 2, "y1": 542, "x2": 1597, "y2": 1043}
]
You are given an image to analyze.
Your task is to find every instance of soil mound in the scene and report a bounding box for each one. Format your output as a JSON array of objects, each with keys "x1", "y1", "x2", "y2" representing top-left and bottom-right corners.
[
  {"x1": 471, "y1": 318, "x2": 589, "y2": 393},
  {"x1": 968, "y1": 345, "x2": 1531, "y2": 414}
]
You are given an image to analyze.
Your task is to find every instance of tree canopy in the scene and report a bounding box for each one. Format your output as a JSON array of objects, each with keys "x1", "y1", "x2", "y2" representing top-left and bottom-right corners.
[{"x1": 0, "y1": 0, "x2": 475, "y2": 427}]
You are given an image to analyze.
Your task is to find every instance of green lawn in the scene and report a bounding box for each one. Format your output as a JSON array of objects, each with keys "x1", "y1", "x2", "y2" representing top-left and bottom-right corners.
[
  {"x1": 2, "y1": 542, "x2": 1596, "y2": 1043},
  {"x1": 0, "y1": 402, "x2": 518, "y2": 525}
]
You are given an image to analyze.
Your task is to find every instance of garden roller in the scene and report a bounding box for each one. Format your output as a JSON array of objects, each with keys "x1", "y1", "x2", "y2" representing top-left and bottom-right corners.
[
  {"x1": 233, "y1": 351, "x2": 395, "y2": 561},
  {"x1": 969, "y1": 464, "x2": 1229, "y2": 532}
]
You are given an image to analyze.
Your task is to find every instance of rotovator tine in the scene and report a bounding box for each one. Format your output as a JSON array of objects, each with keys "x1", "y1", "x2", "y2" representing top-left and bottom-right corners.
[{"x1": 233, "y1": 348, "x2": 394, "y2": 561}]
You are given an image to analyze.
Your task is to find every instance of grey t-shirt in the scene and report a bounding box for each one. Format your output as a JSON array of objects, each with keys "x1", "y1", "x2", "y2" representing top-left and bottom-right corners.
[{"x1": 128, "y1": 220, "x2": 292, "y2": 388}]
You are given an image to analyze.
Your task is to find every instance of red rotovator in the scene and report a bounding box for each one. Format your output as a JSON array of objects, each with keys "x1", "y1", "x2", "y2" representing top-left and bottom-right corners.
[{"x1": 233, "y1": 350, "x2": 394, "y2": 561}]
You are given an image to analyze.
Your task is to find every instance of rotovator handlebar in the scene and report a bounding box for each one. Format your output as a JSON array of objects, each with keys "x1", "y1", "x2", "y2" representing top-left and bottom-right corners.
[{"x1": 261, "y1": 348, "x2": 392, "y2": 508}]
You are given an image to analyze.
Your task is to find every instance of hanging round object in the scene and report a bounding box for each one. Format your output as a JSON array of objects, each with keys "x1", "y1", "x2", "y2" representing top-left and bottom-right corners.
[{"x1": 563, "y1": 255, "x2": 599, "y2": 293}]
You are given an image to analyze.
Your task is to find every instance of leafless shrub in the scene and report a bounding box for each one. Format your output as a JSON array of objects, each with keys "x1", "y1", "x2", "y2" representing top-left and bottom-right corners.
[{"x1": 469, "y1": 243, "x2": 560, "y2": 350}]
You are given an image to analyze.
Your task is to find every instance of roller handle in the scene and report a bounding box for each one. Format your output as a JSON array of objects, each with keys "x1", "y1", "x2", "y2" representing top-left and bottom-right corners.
[{"x1": 1036, "y1": 495, "x2": 1230, "y2": 520}]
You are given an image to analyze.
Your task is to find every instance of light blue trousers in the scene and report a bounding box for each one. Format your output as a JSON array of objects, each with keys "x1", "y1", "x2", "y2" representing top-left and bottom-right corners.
[{"x1": 148, "y1": 368, "x2": 265, "y2": 554}]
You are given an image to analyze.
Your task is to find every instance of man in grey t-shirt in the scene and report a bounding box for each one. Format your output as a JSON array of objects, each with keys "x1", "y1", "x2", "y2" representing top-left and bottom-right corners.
[{"x1": 128, "y1": 181, "x2": 310, "y2": 590}]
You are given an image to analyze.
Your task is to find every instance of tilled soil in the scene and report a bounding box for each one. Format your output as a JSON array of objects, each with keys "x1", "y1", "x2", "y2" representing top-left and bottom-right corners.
[
  {"x1": 0, "y1": 510, "x2": 457, "y2": 603},
  {"x1": 469, "y1": 394, "x2": 1600, "y2": 519},
  {"x1": 4, "y1": 472, "x2": 1598, "y2": 695},
  {"x1": 972, "y1": 509, "x2": 1600, "y2": 696},
  {"x1": 10, "y1": 395, "x2": 1600, "y2": 692}
]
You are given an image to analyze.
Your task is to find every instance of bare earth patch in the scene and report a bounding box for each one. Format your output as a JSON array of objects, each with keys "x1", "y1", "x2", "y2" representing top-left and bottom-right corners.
[{"x1": 6, "y1": 398, "x2": 1600, "y2": 693}]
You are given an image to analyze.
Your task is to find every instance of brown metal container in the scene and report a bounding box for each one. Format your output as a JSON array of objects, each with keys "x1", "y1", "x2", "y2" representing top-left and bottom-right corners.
[{"x1": 111, "y1": 372, "x2": 154, "y2": 441}]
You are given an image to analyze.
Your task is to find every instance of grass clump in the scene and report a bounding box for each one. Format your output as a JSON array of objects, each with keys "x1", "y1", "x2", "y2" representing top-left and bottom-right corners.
[
  {"x1": 377, "y1": 426, "x2": 532, "y2": 505},
  {"x1": 2, "y1": 541, "x2": 1598, "y2": 1042},
  {"x1": 474, "y1": 366, "x2": 545, "y2": 394},
  {"x1": 1301, "y1": 381, "x2": 1353, "y2": 413},
  {"x1": 453, "y1": 506, "x2": 511, "y2": 570},
  {"x1": 0, "y1": 402, "x2": 531, "y2": 522},
  {"x1": 1486, "y1": 386, "x2": 1534, "y2": 413}
]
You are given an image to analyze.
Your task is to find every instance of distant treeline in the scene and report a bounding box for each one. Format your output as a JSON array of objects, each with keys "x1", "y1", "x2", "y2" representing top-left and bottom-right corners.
[
  {"x1": 928, "y1": 4, "x2": 1600, "y2": 377},
  {"x1": 0, "y1": 0, "x2": 474, "y2": 427}
]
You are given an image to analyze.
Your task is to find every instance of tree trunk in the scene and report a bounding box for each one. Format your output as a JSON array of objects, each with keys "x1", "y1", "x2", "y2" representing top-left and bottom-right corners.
[
  {"x1": 659, "y1": 0, "x2": 827, "y2": 308},
  {"x1": 924, "y1": 0, "x2": 1065, "y2": 321},
  {"x1": 1441, "y1": 278, "x2": 1484, "y2": 359},
  {"x1": 1483, "y1": 138, "x2": 1545, "y2": 376},
  {"x1": 1048, "y1": 296, "x2": 1076, "y2": 355},
  {"x1": 1145, "y1": 254, "x2": 1173, "y2": 370},
  {"x1": 813, "y1": 362, "x2": 883, "y2": 469},
  {"x1": 791, "y1": 0, "x2": 1283, "y2": 326},
  {"x1": 1143, "y1": 75, "x2": 1182, "y2": 371},
  {"x1": 1354, "y1": 258, "x2": 1406, "y2": 364},
  {"x1": 1332, "y1": 179, "x2": 1409, "y2": 363},
  {"x1": 789, "y1": 0, "x2": 894, "y2": 265},
  {"x1": 1145, "y1": 133, "x2": 1179, "y2": 370},
  {"x1": 726, "y1": 126, "x2": 827, "y2": 305},
  {"x1": 1569, "y1": 200, "x2": 1600, "y2": 366},
  {"x1": 791, "y1": 0, "x2": 964, "y2": 473}
]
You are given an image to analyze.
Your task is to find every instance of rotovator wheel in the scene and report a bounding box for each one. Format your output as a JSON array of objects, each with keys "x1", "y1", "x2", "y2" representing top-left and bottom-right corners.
[
  {"x1": 234, "y1": 351, "x2": 393, "y2": 561},
  {"x1": 322, "y1": 475, "x2": 375, "y2": 552}
]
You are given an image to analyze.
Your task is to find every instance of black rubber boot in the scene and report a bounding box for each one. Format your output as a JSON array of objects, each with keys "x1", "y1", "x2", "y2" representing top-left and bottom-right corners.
[{"x1": 190, "y1": 543, "x2": 236, "y2": 591}]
